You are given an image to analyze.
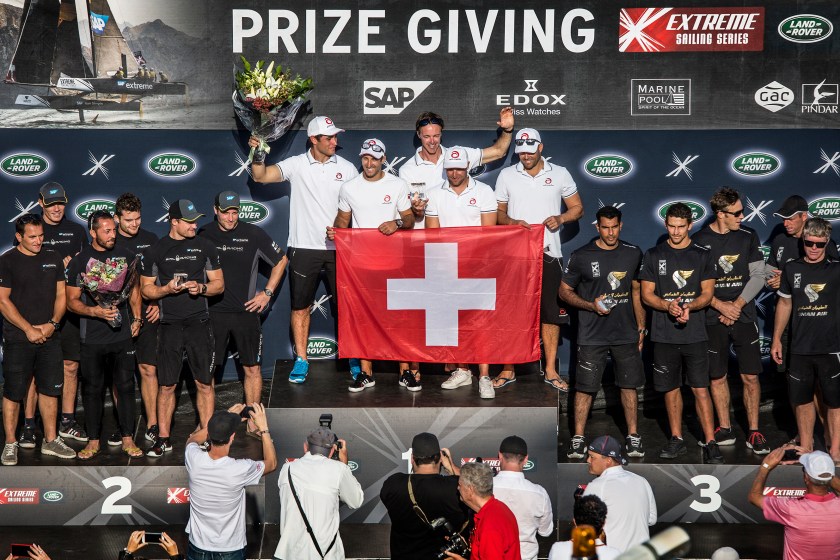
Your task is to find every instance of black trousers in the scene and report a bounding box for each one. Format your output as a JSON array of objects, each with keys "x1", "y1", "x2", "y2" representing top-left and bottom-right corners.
[{"x1": 80, "y1": 339, "x2": 136, "y2": 441}]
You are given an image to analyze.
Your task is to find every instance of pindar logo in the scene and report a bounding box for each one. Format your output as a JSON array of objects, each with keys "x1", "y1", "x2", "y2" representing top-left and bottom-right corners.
[
  {"x1": 1, "y1": 153, "x2": 49, "y2": 178},
  {"x1": 778, "y1": 14, "x2": 833, "y2": 43},
  {"x1": 147, "y1": 153, "x2": 196, "y2": 177},
  {"x1": 731, "y1": 152, "x2": 781, "y2": 177},
  {"x1": 75, "y1": 199, "x2": 116, "y2": 221},
  {"x1": 238, "y1": 201, "x2": 270, "y2": 224}
]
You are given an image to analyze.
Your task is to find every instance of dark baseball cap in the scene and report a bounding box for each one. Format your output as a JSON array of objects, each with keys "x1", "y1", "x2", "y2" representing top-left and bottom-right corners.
[
  {"x1": 774, "y1": 195, "x2": 809, "y2": 219},
  {"x1": 500, "y1": 435, "x2": 528, "y2": 456},
  {"x1": 588, "y1": 435, "x2": 628, "y2": 466},
  {"x1": 307, "y1": 427, "x2": 338, "y2": 453},
  {"x1": 168, "y1": 199, "x2": 204, "y2": 222},
  {"x1": 412, "y1": 432, "x2": 441, "y2": 457},
  {"x1": 207, "y1": 411, "x2": 240, "y2": 442},
  {"x1": 215, "y1": 191, "x2": 240, "y2": 211},
  {"x1": 39, "y1": 182, "x2": 68, "y2": 206}
]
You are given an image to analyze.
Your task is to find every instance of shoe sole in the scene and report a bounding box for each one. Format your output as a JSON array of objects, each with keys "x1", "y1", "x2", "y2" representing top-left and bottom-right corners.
[
  {"x1": 659, "y1": 447, "x2": 688, "y2": 459},
  {"x1": 716, "y1": 438, "x2": 736, "y2": 446},
  {"x1": 288, "y1": 376, "x2": 307, "y2": 384},
  {"x1": 1, "y1": 459, "x2": 16, "y2": 466},
  {"x1": 146, "y1": 447, "x2": 171, "y2": 458},
  {"x1": 41, "y1": 448, "x2": 76, "y2": 459},
  {"x1": 58, "y1": 431, "x2": 89, "y2": 442},
  {"x1": 107, "y1": 438, "x2": 122, "y2": 447},
  {"x1": 479, "y1": 392, "x2": 495, "y2": 399},
  {"x1": 627, "y1": 450, "x2": 646, "y2": 457},
  {"x1": 18, "y1": 441, "x2": 36, "y2": 450},
  {"x1": 567, "y1": 452, "x2": 586, "y2": 459},
  {"x1": 441, "y1": 379, "x2": 473, "y2": 390},
  {"x1": 746, "y1": 443, "x2": 771, "y2": 455},
  {"x1": 349, "y1": 380, "x2": 376, "y2": 393}
]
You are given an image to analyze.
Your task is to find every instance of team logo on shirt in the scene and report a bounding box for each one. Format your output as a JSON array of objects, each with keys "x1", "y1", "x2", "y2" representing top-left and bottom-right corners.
[
  {"x1": 673, "y1": 270, "x2": 693, "y2": 289},
  {"x1": 1, "y1": 153, "x2": 49, "y2": 178},
  {"x1": 718, "y1": 255, "x2": 739, "y2": 274},
  {"x1": 383, "y1": 195, "x2": 391, "y2": 204},
  {"x1": 544, "y1": 177, "x2": 553, "y2": 185},
  {"x1": 793, "y1": 273, "x2": 801, "y2": 288},
  {"x1": 808, "y1": 197, "x2": 840, "y2": 221},
  {"x1": 335, "y1": 173, "x2": 343, "y2": 181},
  {"x1": 608, "y1": 271, "x2": 626, "y2": 290},
  {"x1": 75, "y1": 199, "x2": 116, "y2": 221},
  {"x1": 591, "y1": 262, "x2": 601, "y2": 278},
  {"x1": 469, "y1": 198, "x2": 476, "y2": 206},
  {"x1": 658, "y1": 260, "x2": 667, "y2": 275},
  {"x1": 805, "y1": 283, "x2": 825, "y2": 303}
]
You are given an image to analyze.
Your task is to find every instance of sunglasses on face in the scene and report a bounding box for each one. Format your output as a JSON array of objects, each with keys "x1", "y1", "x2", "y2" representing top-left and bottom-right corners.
[
  {"x1": 720, "y1": 209, "x2": 744, "y2": 217},
  {"x1": 803, "y1": 240, "x2": 828, "y2": 249},
  {"x1": 417, "y1": 117, "x2": 444, "y2": 128},
  {"x1": 515, "y1": 139, "x2": 539, "y2": 146},
  {"x1": 361, "y1": 142, "x2": 385, "y2": 153}
]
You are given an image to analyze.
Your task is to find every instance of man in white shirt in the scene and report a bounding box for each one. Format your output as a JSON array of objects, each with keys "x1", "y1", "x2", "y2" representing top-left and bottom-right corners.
[
  {"x1": 275, "y1": 426, "x2": 364, "y2": 560},
  {"x1": 184, "y1": 404, "x2": 277, "y2": 559},
  {"x1": 249, "y1": 116, "x2": 358, "y2": 384},
  {"x1": 328, "y1": 138, "x2": 422, "y2": 393},
  {"x1": 494, "y1": 128, "x2": 584, "y2": 391},
  {"x1": 548, "y1": 495, "x2": 620, "y2": 560},
  {"x1": 582, "y1": 435, "x2": 657, "y2": 552},
  {"x1": 423, "y1": 148, "x2": 498, "y2": 399},
  {"x1": 492, "y1": 436, "x2": 553, "y2": 560}
]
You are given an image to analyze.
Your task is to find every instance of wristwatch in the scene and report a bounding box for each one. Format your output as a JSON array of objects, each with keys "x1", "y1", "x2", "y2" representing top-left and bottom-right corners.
[
  {"x1": 638, "y1": 328, "x2": 648, "y2": 336},
  {"x1": 263, "y1": 288, "x2": 274, "y2": 297},
  {"x1": 49, "y1": 320, "x2": 61, "y2": 331},
  {"x1": 394, "y1": 219, "x2": 404, "y2": 229},
  {"x1": 200, "y1": 284, "x2": 208, "y2": 295}
]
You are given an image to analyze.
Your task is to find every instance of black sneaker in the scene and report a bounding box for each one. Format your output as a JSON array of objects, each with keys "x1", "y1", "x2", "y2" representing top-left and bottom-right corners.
[
  {"x1": 107, "y1": 432, "x2": 122, "y2": 447},
  {"x1": 398, "y1": 370, "x2": 422, "y2": 392},
  {"x1": 703, "y1": 440, "x2": 725, "y2": 464},
  {"x1": 18, "y1": 425, "x2": 36, "y2": 449},
  {"x1": 626, "y1": 433, "x2": 645, "y2": 457},
  {"x1": 145, "y1": 424, "x2": 159, "y2": 443},
  {"x1": 747, "y1": 431, "x2": 771, "y2": 455},
  {"x1": 58, "y1": 420, "x2": 89, "y2": 442},
  {"x1": 146, "y1": 437, "x2": 172, "y2": 458},
  {"x1": 567, "y1": 435, "x2": 587, "y2": 459},
  {"x1": 659, "y1": 436, "x2": 687, "y2": 459},
  {"x1": 713, "y1": 426, "x2": 736, "y2": 446},
  {"x1": 348, "y1": 373, "x2": 376, "y2": 393}
]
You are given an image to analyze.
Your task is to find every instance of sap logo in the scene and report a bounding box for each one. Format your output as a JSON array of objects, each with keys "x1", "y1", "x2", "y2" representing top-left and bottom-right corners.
[
  {"x1": 90, "y1": 12, "x2": 109, "y2": 35},
  {"x1": 363, "y1": 81, "x2": 432, "y2": 115},
  {"x1": 755, "y1": 81, "x2": 793, "y2": 113}
]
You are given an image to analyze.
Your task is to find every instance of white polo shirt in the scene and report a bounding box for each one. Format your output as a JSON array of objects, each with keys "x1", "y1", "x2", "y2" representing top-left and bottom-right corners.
[
  {"x1": 495, "y1": 159, "x2": 577, "y2": 258},
  {"x1": 493, "y1": 470, "x2": 554, "y2": 560},
  {"x1": 582, "y1": 465, "x2": 657, "y2": 552},
  {"x1": 277, "y1": 150, "x2": 358, "y2": 250},
  {"x1": 338, "y1": 172, "x2": 411, "y2": 228},
  {"x1": 425, "y1": 178, "x2": 497, "y2": 227}
]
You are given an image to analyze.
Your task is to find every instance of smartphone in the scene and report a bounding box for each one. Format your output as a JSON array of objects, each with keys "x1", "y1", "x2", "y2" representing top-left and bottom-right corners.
[
  {"x1": 783, "y1": 449, "x2": 799, "y2": 462},
  {"x1": 173, "y1": 272, "x2": 188, "y2": 287},
  {"x1": 240, "y1": 406, "x2": 254, "y2": 419},
  {"x1": 143, "y1": 532, "x2": 163, "y2": 544},
  {"x1": 11, "y1": 544, "x2": 33, "y2": 556}
]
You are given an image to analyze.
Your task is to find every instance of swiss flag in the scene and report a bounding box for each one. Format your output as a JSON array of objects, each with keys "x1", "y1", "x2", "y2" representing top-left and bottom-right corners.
[{"x1": 335, "y1": 226, "x2": 543, "y2": 363}]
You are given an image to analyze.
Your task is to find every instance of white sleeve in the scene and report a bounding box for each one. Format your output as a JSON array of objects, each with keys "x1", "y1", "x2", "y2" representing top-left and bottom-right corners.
[
  {"x1": 495, "y1": 172, "x2": 510, "y2": 202},
  {"x1": 466, "y1": 146, "x2": 483, "y2": 168},
  {"x1": 338, "y1": 183, "x2": 352, "y2": 213},
  {"x1": 425, "y1": 190, "x2": 440, "y2": 217},
  {"x1": 240, "y1": 459, "x2": 266, "y2": 487},
  {"x1": 339, "y1": 466, "x2": 365, "y2": 509},
  {"x1": 479, "y1": 184, "x2": 498, "y2": 213},
  {"x1": 538, "y1": 488, "x2": 554, "y2": 537},
  {"x1": 395, "y1": 179, "x2": 411, "y2": 213},
  {"x1": 560, "y1": 168, "x2": 578, "y2": 198},
  {"x1": 646, "y1": 480, "x2": 658, "y2": 526},
  {"x1": 277, "y1": 156, "x2": 297, "y2": 182}
]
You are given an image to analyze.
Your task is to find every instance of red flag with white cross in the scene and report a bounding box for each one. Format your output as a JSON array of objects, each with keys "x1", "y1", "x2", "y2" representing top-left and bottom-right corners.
[{"x1": 335, "y1": 226, "x2": 543, "y2": 363}]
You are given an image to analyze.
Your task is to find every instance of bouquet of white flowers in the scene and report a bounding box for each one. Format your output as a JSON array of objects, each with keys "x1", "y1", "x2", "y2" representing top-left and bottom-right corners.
[{"x1": 78, "y1": 256, "x2": 139, "y2": 328}]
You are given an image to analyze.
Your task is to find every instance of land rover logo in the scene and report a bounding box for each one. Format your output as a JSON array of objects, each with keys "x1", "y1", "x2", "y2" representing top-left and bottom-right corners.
[
  {"x1": 584, "y1": 155, "x2": 633, "y2": 179},
  {"x1": 43, "y1": 490, "x2": 63, "y2": 502},
  {"x1": 808, "y1": 197, "x2": 840, "y2": 221},
  {"x1": 1, "y1": 153, "x2": 49, "y2": 177},
  {"x1": 759, "y1": 245, "x2": 771, "y2": 262},
  {"x1": 657, "y1": 201, "x2": 707, "y2": 222},
  {"x1": 306, "y1": 337, "x2": 338, "y2": 359},
  {"x1": 778, "y1": 15, "x2": 833, "y2": 44},
  {"x1": 75, "y1": 199, "x2": 116, "y2": 221},
  {"x1": 238, "y1": 201, "x2": 269, "y2": 224},
  {"x1": 348, "y1": 461, "x2": 359, "y2": 471},
  {"x1": 147, "y1": 153, "x2": 196, "y2": 177},
  {"x1": 523, "y1": 460, "x2": 535, "y2": 471},
  {"x1": 731, "y1": 153, "x2": 781, "y2": 177}
]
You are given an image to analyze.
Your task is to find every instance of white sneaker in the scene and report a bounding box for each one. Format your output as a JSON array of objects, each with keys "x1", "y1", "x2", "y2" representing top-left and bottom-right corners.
[
  {"x1": 441, "y1": 368, "x2": 473, "y2": 389},
  {"x1": 2, "y1": 442, "x2": 18, "y2": 466},
  {"x1": 478, "y1": 376, "x2": 495, "y2": 399}
]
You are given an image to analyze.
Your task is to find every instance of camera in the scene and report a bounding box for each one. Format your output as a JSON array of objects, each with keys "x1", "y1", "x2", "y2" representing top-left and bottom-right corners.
[
  {"x1": 319, "y1": 413, "x2": 342, "y2": 460},
  {"x1": 431, "y1": 518, "x2": 470, "y2": 560}
]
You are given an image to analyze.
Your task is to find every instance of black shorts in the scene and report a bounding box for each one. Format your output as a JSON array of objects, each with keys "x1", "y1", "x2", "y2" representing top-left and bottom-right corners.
[
  {"x1": 576, "y1": 343, "x2": 645, "y2": 393},
  {"x1": 211, "y1": 311, "x2": 262, "y2": 367},
  {"x1": 776, "y1": 325, "x2": 791, "y2": 373},
  {"x1": 788, "y1": 354, "x2": 840, "y2": 407},
  {"x1": 2, "y1": 337, "x2": 64, "y2": 400},
  {"x1": 156, "y1": 318, "x2": 215, "y2": 386},
  {"x1": 542, "y1": 254, "x2": 570, "y2": 325},
  {"x1": 59, "y1": 314, "x2": 81, "y2": 362},
  {"x1": 706, "y1": 321, "x2": 762, "y2": 379},
  {"x1": 134, "y1": 320, "x2": 158, "y2": 367},
  {"x1": 288, "y1": 247, "x2": 336, "y2": 311},
  {"x1": 653, "y1": 341, "x2": 710, "y2": 392}
]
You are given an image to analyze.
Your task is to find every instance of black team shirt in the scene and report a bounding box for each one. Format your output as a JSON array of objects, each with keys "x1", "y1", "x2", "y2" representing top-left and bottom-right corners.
[
  {"x1": 768, "y1": 233, "x2": 839, "y2": 269},
  {"x1": 638, "y1": 241, "x2": 717, "y2": 344},
  {"x1": 140, "y1": 235, "x2": 221, "y2": 323},
  {"x1": 115, "y1": 228, "x2": 158, "y2": 259},
  {"x1": 778, "y1": 257, "x2": 840, "y2": 355},
  {"x1": 41, "y1": 216, "x2": 86, "y2": 259},
  {"x1": 562, "y1": 240, "x2": 643, "y2": 346},
  {"x1": 198, "y1": 221, "x2": 285, "y2": 313},
  {"x1": 0, "y1": 248, "x2": 64, "y2": 343}
]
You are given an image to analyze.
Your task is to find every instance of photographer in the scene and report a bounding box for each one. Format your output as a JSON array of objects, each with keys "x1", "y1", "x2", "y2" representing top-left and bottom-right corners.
[
  {"x1": 5, "y1": 543, "x2": 50, "y2": 560},
  {"x1": 119, "y1": 531, "x2": 183, "y2": 560},
  {"x1": 380, "y1": 432, "x2": 470, "y2": 560},
  {"x1": 274, "y1": 426, "x2": 364, "y2": 560}
]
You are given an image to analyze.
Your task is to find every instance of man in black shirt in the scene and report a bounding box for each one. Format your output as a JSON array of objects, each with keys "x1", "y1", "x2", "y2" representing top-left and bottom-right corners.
[
  {"x1": 639, "y1": 203, "x2": 723, "y2": 463},
  {"x1": 692, "y1": 188, "x2": 770, "y2": 455},
  {"x1": 199, "y1": 191, "x2": 286, "y2": 435},
  {"x1": 66, "y1": 211, "x2": 142, "y2": 459},
  {"x1": 559, "y1": 206, "x2": 647, "y2": 459},
  {"x1": 771, "y1": 217, "x2": 840, "y2": 463},
  {"x1": 380, "y1": 432, "x2": 470, "y2": 560},
  {"x1": 140, "y1": 200, "x2": 224, "y2": 457},
  {"x1": 1, "y1": 214, "x2": 75, "y2": 465},
  {"x1": 114, "y1": 192, "x2": 161, "y2": 444}
]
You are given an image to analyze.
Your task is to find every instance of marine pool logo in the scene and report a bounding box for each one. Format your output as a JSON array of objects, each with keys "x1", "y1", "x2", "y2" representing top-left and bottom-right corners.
[
  {"x1": 731, "y1": 152, "x2": 781, "y2": 177},
  {"x1": 239, "y1": 201, "x2": 270, "y2": 224},
  {"x1": 307, "y1": 337, "x2": 338, "y2": 360},
  {"x1": 147, "y1": 153, "x2": 196, "y2": 178},
  {"x1": 808, "y1": 197, "x2": 840, "y2": 221},
  {"x1": 584, "y1": 155, "x2": 633, "y2": 179},
  {"x1": 657, "y1": 200, "x2": 707, "y2": 222},
  {"x1": 75, "y1": 199, "x2": 116, "y2": 221},
  {"x1": 778, "y1": 14, "x2": 833, "y2": 44},
  {"x1": 1, "y1": 153, "x2": 49, "y2": 178}
]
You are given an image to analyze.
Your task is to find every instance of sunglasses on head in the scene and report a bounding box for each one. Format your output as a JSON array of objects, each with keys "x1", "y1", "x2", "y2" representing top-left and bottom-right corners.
[
  {"x1": 417, "y1": 117, "x2": 444, "y2": 128},
  {"x1": 803, "y1": 240, "x2": 828, "y2": 249},
  {"x1": 720, "y1": 209, "x2": 744, "y2": 217},
  {"x1": 361, "y1": 141, "x2": 384, "y2": 153},
  {"x1": 515, "y1": 138, "x2": 539, "y2": 146}
]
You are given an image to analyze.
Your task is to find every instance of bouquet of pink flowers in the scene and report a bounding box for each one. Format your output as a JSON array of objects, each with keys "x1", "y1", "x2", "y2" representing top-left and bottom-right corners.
[{"x1": 79, "y1": 256, "x2": 139, "y2": 328}]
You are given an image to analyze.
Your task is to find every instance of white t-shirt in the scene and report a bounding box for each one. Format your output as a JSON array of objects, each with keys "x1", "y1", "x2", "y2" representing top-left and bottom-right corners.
[
  {"x1": 277, "y1": 150, "x2": 358, "y2": 250},
  {"x1": 184, "y1": 442, "x2": 265, "y2": 552},
  {"x1": 548, "y1": 539, "x2": 621, "y2": 560},
  {"x1": 338, "y1": 172, "x2": 411, "y2": 228},
  {"x1": 493, "y1": 471, "x2": 554, "y2": 560},
  {"x1": 494, "y1": 159, "x2": 577, "y2": 258},
  {"x1": 425, "y1": 178, "x2": 497, "y2": 227},
  {"x1": 582, "y1": 466, "x2": 657, "y2": 552}
]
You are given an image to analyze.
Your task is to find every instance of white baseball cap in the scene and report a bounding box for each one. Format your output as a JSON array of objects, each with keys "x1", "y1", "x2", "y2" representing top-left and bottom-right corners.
[
  {"x1": 307, "y1": 116, "x2": 345, "y2": 137},
  {"x1": 800, "y1": 450, "x2": 835, "y2": 481},
  {"x1": 514, "y1": 128, "x2": 542, "y2": 154},
  {"x1": 443, "y1": 147, "x2": 469, "y2": 169},
  {"x1": 359, "y1": 138, "x2": 386, "y2": 159}
]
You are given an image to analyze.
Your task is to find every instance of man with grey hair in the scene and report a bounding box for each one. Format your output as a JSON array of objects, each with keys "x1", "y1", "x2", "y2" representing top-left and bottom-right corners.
[
  {"x1": 771, "y1": 217, "x2": 840, "y2": 463},
  {"x1": 446, "y1": 462, "x2": 521, "y2": 560}
]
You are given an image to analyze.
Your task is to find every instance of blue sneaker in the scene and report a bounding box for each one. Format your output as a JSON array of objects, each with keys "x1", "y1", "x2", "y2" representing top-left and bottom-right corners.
[
  {"x1": 349, "y1": 358, "x2": 362, "y2": 381},
  {"x1": 289, "y1": 357, "x2": 309, "y2": 384}
]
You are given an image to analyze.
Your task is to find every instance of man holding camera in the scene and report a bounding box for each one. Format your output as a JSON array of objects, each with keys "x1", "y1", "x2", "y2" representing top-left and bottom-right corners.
[
  {"x1": 380, "y1": 432, "x2": 469, "y2": 560},
  {"x1": 275, "y1": 425, "x2": 364, "y2": 560}
]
